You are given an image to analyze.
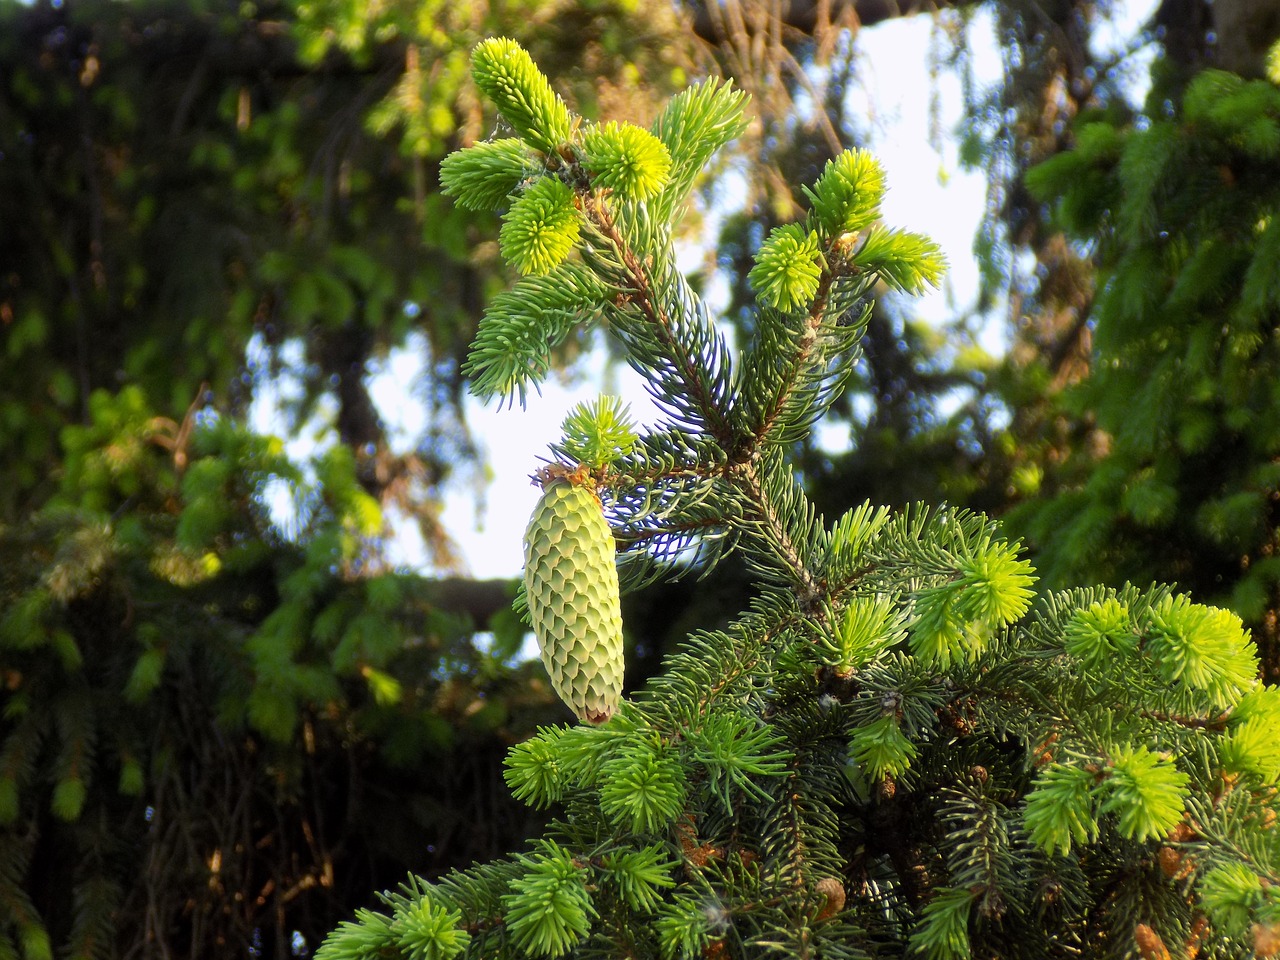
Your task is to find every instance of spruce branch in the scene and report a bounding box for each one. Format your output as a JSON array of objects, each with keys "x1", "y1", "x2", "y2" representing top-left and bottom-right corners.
[
  {"x1": 612, "y1": 516, "x2": 732, "y2": 552},
  {"x1": 580, "y1": 191, "x2": 737, "y2": 444},
  {"x1": 318, "y1": 39, "x2": 1280, "y2": 960},
  {"x1": 599, "y1": 428, "x2": 734, "y2": 588},
  {"x1": 463, "y1": 264, "x2": 611, "y2": 407},
  {"x1": 636, "y1": 599, "x2": 793, "y2": 729},
  {"x1": 649, "y1": 78, "x2": 750, "y2": 224},
  {"x1": 939, "y1": 777, "x2": 1011, "y2": 920},
  {"x1": 1137, "y1": 708, "x2": 1231, "y2": 732},
  {"x1": 727, "y1": 455, "x2": 822, "y2": 606},
  {"x1": 731, "y1": 261, "x2": 870, "y2": 453}
]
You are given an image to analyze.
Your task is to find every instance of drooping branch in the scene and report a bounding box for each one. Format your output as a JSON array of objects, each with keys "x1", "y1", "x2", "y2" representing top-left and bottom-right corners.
[
  {"x1": 687, "y1": 0, "x2": 965, "y2": 48},
  {"x1": 412, "y1": 577, "x2": 519, "y2": 631}
]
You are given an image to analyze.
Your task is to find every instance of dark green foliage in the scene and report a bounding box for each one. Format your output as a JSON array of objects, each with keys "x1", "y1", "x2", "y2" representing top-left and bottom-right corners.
[
  {"x1": 319, "y1": 42, "x2": 1280, "y2": 960},
  {"x1": 0, "y1": 387, "x2": 566, "y2": 957},
  {"x1": 1008, "y1": 63, "x2": 1280, "y2": 681}
]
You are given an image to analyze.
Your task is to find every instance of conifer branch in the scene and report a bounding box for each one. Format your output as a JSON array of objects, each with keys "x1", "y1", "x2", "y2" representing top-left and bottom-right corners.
[
  {"x1": 737, "y1": 268, "x2": 839, "y2": 456},
  {"x1": 581, "y1": 192, "x2": 737, "y2": 447},
  {"x1": 316, "y1": 42, "x2": 1280, "y2": 960},
  {"x1": 1137, "y1": 709, "x2": 1231, "y2": 731},
  {"x1": 601, "y1": 462, "x2": 717, "y2": 502},
  {"x1": 612, "y1": 517, "x2": 729, "y2": 550},
  {"x1": 777, "y1": 762, "x2": 814, "y2": 889},
  {"x1": 729, "y1": 457, "x2": 822, "y2": 608}
]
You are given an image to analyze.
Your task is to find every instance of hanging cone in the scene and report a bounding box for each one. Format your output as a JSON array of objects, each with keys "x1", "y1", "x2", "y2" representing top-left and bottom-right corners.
[{"x1": 522, "y1": 473, "x2": 624, "y2": 723}]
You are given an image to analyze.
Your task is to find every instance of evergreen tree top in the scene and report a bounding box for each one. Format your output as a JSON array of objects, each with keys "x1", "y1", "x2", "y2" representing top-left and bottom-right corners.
[{"x1": 319, "y1": 40, "x2": 1280, "y2": 960}]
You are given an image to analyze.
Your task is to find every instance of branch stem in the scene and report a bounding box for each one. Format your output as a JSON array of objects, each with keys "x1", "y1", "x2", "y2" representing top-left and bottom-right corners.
[{"x1": 583, "y1": 193, "x2": 737, "y2": 447}]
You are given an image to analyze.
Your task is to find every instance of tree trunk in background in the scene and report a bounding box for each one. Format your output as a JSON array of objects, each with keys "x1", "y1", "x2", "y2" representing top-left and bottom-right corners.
[{"x1": 1212, "y1": 0, "x2": 1280, "y2": 77}]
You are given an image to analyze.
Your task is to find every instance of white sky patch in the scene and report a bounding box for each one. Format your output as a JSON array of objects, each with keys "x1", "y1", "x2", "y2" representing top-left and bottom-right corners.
[
  {"x1": 366, "y1": 331, "x2": 431, "y2": 450},
  {"x1": 437, "y1": 349, "x2": 665, "y2": 577},
  {"x1": 850, "y1": 10, "x2": 1000, "y2": 327},
  {"x1": 1093, "y1": 0, "x2": 1161, "y2": 77}
]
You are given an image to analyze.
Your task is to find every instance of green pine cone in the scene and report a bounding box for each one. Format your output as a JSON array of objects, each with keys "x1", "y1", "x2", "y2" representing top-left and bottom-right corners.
[{"x1": 523, "y1": 476, "x2": 624, "y2": 724}]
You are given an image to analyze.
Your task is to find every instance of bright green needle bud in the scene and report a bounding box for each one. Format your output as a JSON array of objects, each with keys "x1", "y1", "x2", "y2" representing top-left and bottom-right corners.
[
  {"x1": 655, "y1": 898, "x2": 712, "y2": 960},
  {"x1": 500, "y1": 177, "x2": 581, "y2": 275},
  {"x1": 824, "y1": 594, "x2": 907, "y2": 673},
  {"x1": 1231, "y1": 685, "x2": 1280, "y2": 726},
  {"x1": 803, "y1": 148, "x2": 886, "y2": 236},
  {"x1": 1063, "y1": 597, "x2": 1137, "y2": 668},
  {"x1": 1200, "y1": 863, "x2": 1265, "y2": 936},
  {"x1": 748, "y1": 224, "x2": 824, "y2": 312},
  {"x1": 1024, "y1": 763, "x2": 1099, "y2": 856},
  {"x1": 440, "y1": 138, "x2": 533, "y2": 210},
  {"x1": 603, "y1": 847, "x2": 676, "y2": 913},
  {"x1": 391, "y1": 898, "x2": 470, "y2": 960},
  {"x1": 953, "y1": 539, "x2": 1036, "y2": 625},
  {"x1": 471, "y1": 38, "x2": 573, "y2": 153},
  {"x1": 559, "y1": 395, "x2": 638, "y2": 469},
  {"x1": 504, "y1": 728, "x2": 566, "y2": 808},
  {"x1": 852, "y1": 226, "x2": 946, "y2": 294},
  {"x1": 909, "y1": 586, "x2": 966, "y2": 669},
  {"x1": 583, "y1": 121, "x2": 673, "y2": 200},
  {"x1": 1145, "y1": 596, "x2": 1258, "y2": 709},
  {"x1": 1221, "y1": 716, "x2": 1280, "y2": 783},
  {"x1": 503, "y1": 842, "x2": 597, "y2": 958},
  {"x1": 909, "y1": 887, "x2": 975, "y2": 960},
  {"x1": 1223, "y1": 685, "x2": 1280, "y2": 781},
  {"x1": 850, "y1": 715, "x2": 917, "y2": 781},
  {"x1": 599, "y1": 742, "x2": 687, "y2": 833},
  {"x1": 550, "y1": 722, "x2": 619, "y2": 786},
  {"x1": 1097, "y1": 745, "x2": 1189, "y2": 843},
  {"x1": 316, "y1": 908, "x2": 397, "y2": 960}
]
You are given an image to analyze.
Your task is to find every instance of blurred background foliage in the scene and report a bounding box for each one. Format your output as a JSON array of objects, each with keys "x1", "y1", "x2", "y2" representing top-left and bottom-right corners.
[{"x1": 1, "y1": 0, "x2": 1279, "y2": 955}]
